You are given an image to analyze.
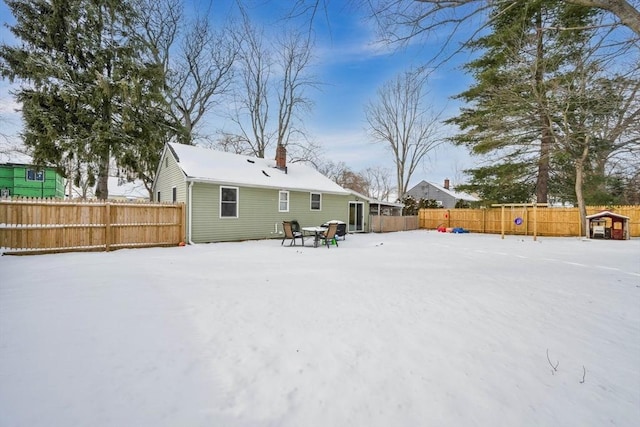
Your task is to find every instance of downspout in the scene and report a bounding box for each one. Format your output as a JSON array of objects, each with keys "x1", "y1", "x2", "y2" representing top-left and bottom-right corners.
[{"x1": 188, "y1": 181, "x2": 195, "y2": 245}]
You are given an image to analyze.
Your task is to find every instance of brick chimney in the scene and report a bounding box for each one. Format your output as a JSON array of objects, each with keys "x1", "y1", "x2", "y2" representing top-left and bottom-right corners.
[
  {"x1": 444, "y1": 178, "x2": 450, "y2": 190},
  {"x1": 275, "y1": 144, "x2": 287, "y2": 172}
]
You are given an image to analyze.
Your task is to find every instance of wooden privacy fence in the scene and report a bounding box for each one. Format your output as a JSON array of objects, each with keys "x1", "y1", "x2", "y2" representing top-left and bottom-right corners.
[
  {"x1": 370, "y1": 215, "x2": 419, "y2": 233},
  {"x1": 0, "y1": 198, "x2": 185, "y2": 255},
  {"x1": 419, "y1": 205, "x2": 640, "y2": 237}
]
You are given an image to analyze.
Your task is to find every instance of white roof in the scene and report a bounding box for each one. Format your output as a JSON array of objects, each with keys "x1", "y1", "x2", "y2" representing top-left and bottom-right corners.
[
  {"x1": 168, "y1": 143, "x2": 350, "y2": 195},
  {"x1": 0, "y1": 145, "x2": 34, "y2": 164},
  {"x1": 425, "y1": 181, "x2": 479, "y2": 202},
  {"x1": 585, "y1": 210, "x2": 630, "y2": 220},
  {"x1": 106, "y1": 177, "x2": 149, "y2": 199}
]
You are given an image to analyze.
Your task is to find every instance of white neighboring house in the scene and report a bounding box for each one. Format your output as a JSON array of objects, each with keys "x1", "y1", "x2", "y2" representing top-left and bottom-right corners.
[
  {"x1": 70, "y1": 177, "x2": 149, "y2": 201},
  {"x1": 405, "y1": 179, "x2": 479, "y2": 208},
  {"x1": 103, "y1": 177, "x2": 150, "y2": 201}
]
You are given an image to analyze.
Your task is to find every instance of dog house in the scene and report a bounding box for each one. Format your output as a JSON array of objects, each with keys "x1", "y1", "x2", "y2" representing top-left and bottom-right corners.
[{"x1": 585, "y1": 211, "x2": 630, "y2": 240}]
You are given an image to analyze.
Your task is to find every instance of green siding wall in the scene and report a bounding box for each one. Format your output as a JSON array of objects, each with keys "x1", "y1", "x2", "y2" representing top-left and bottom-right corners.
[
  {"x1": 153, "y1": 152, "x2": 187, "y2": 203},
  {"x1": 190, "y1": 183, "x2": 367, "y2": 243},
  {"x1": 153, "y1": 148, "x2": 369, "y2": 243},
  {"x1": 0, "y1": 165, "x2": 64, "y2": 198}
]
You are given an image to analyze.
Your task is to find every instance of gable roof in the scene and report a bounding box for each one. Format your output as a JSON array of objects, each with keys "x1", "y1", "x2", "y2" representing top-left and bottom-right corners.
[
  {"x1": 409, "y1": 180, "x2": 479, "y2": 202},
  {"x1": 167, "y1": 143, "x2": 350, "y2": 195},
  {"x1": 585, "y1": 210, "x2": 630, "y2": 220}
]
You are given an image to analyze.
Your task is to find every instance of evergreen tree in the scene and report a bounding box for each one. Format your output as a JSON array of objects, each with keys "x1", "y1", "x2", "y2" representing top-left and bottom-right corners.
[
  {"x1": 0, "y1": 0, "x2": 167, "y2": 199},
  {"x1": 447, "y1": 1, "x2": 598, "y2": 204}
]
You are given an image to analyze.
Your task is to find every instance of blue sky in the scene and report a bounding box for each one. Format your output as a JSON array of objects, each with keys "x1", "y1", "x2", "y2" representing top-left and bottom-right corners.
[
  {"x1": 211, "y1": 0, "x2": 477, "y2": 189},
  {"x1": 0, "y1": 0, "x2": 477, "y2": 190}
]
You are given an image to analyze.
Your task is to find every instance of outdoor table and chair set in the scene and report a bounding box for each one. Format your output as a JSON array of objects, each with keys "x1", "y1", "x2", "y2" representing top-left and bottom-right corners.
[{"x1": 281, "y1": 220, "x2": 346, "y2": 248}]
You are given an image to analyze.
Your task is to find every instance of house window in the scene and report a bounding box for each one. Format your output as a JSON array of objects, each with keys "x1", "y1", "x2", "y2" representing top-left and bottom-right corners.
[
  {"x1": 310, "y1": 192, "x2": 321, "y2": 210},
  {"x1": 156, "y1": 191, "x2": 161, "y2": 202},
  {"x1": 165, "y1": 157, "x2": 169, "y2": 168},
  {"x1": 220, "y1": 186, "x2": 238, "y2": 218},
  {"x1": 26, "y1": 169, "x2": 44, "y2": 182},
  {"x1": 279, "y1": 190, "x2": 289, "y2": 212},
  {"x1": 172, "y1": 186, "x2": 177, "y2": 203}
]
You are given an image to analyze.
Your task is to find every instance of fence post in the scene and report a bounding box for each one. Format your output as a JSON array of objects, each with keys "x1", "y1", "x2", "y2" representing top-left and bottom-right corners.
[
  {"x1": 533, "y1": 203, "x2": 538, "y2": 241},
  {"x1": 105, "y1": 202, "x2": 111, "y2": 252},
  {"x1": 181, "y1": 203, "x2": 186, "y2": 243},
  {"x1": 482, "y1": 208, "x2": 486, "y2": 234}
]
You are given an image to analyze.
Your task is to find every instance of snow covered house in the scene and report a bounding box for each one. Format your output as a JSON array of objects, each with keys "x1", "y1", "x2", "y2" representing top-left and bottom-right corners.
[
  {"x1": 405, "y1": 179, "x2": 479, "y2": 208},
  {"x1": 102, "y1": 177, "x2": 150, "y2": 202},
  {"x1": 152, "y1": 143, "x2": 369, "y2": 243}
]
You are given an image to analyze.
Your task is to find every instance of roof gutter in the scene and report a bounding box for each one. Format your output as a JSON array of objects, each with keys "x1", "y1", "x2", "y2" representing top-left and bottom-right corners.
[{"x1": 184, "y1": 176, "x2": 351, "y2": 196}]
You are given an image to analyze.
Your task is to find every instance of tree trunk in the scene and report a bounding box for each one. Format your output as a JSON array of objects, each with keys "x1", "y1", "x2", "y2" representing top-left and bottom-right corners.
[
  {"x1": 575, "y1": 145, "x2": 590, "y2": 236},
  {"x1": 567, "y1": 0, "x2": 640, "y2": 36},
  {"x1": 537, "y1": 116, "x2": 552, "y2": 204},
  {"x1": 95, "y1": 152, "x2": 110, "y2": 200},
  {"x1": 535, "y1": 11, "x2": 550, "y2": 204}
]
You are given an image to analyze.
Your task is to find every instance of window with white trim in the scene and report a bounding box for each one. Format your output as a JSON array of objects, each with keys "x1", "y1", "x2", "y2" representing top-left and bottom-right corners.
[
  {"x1": 26, "y1": 169, "x2": 44, "y2": 182},
  {"x1": 172, "y1": 186, "x2": 177, "y2": 202},
  {"x1": 310, "y1": 192, "x2": 321, "y2": 210},
  {"x1": 279, "y1": 190, "x2": 289, "y2": 212},
  {"x1": 220, "y1": 186, "x2": 239, "y2": 218}
]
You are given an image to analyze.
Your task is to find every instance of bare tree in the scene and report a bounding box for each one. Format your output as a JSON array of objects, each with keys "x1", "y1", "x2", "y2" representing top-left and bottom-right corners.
[
  {"x1": 282, "y1": 1, "x2": 638, "y2": 71},
  {"x1": 226, "y1": 11, "x2": 320, "y2": 161},
  {"x1": 230, "y1": 13, "x2": 273, "y2": 158},
  {"x1": 316, "y1": 160, "x2": 371, "y2": 195},
  {"x1": 362, "y1": 1, "x2": 640, "y2": 46},
  {"x1": 363, "y1": 166, "x2": 395, "y2": 201},
  {"x1": 546, "y1": 57, "x2": 640, "y2": 233},
  {"x1": 136, "y1": 0, "x2": 238, "y2": 144},
  {"x1": 275, "y1": 30, "x2": 317, "y2": 149},
  {"x1": 562, "y1": 0, "x2": 640, "y2": 34},
  {"x1": 213, "y1": 132, "x2": 254, "y2": 155},
  {"x1": 365, "y1": 70, "x2": 443, "y2": 197}
]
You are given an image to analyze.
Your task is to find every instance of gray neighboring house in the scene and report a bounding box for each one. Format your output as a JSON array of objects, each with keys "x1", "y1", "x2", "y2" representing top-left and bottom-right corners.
[
  {"x1": 152, "y1": 142, "x2": 370, "y2": 243},
  {"x1": 405, "y1": 179, "x2": 479, "y2": 208}
]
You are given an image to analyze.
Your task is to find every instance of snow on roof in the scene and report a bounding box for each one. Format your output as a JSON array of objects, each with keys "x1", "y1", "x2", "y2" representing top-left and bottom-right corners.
[
  {"x1": 585, "y1": 210, "x2": 630, "y2": 220},
  {"x1": 0, "y1": 147, "x2": 34, "y2": 165},
  {"x1": 168, "y1": 143, "x2": 350, "y2": 195},
  {"x1": 106, "y1": 177, "x2": 149, "y2": 199},
  {"x1": 425, "y1": 181, "x2": 479, "y2": 202}
]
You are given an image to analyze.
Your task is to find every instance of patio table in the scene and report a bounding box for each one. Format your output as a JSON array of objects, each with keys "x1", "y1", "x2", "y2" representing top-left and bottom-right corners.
[{"x1": 301, "y1": 226, "x2": 327, "y2": 248}]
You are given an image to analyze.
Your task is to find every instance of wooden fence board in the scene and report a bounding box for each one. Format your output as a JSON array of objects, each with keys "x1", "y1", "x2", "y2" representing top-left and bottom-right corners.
[
  {"x1": 370, "y1": 215, "x2": 419, "y2": 233},
  {"x1": 0, "y1": 198, "x2": 185, "y2": 255},
  {"x1": 419, "y1": 205, "x2": 640, "y2": 237}
]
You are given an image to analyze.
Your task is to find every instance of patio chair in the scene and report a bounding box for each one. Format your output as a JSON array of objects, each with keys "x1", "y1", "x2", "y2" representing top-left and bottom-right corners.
[
  {"x1": 322, "y1": 220, "x2": 346, "y2": 240},
  {"x1": 282, "y1": 221, "x2": 304, "y2": 246},
  {"x1": 319, "y1": 223, "x2": 339, "y2": 248}
]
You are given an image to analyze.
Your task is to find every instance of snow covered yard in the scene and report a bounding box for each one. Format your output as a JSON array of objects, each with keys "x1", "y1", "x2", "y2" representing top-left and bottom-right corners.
[{"x1": 1, "y1": 230, "x2": 639, "y2": 427}]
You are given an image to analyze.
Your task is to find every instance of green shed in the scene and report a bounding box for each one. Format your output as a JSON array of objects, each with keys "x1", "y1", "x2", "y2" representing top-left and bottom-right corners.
[{"x1": 0, "y1": 163, "x2": 65, "y2": 199}]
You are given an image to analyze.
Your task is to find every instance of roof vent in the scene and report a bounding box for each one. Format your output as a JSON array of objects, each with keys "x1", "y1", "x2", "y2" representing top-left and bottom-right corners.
[{"x1": 262, "y1": 170, "x2": 270, "y2": 177}]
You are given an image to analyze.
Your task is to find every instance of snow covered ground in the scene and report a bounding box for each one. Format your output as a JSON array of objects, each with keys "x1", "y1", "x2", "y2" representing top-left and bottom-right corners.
[{"x1": 1, "y1": 231, "x2": 639, "y2": 427}]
